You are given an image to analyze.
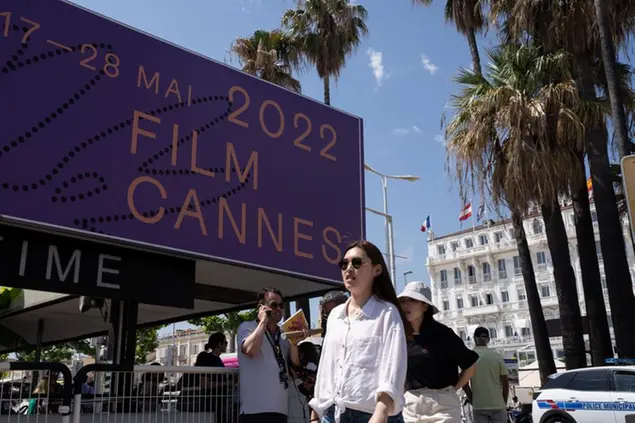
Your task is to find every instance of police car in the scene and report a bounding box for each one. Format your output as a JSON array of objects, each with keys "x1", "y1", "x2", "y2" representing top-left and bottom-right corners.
[{"x1": 532, "y1": 359, "x2": 635, "y2": 423}]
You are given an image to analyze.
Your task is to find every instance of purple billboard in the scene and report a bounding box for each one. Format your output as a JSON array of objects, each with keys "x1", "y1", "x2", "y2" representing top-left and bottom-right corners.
[{"x1": 0, "y1": 0, "x2": 365, "y2": 283}]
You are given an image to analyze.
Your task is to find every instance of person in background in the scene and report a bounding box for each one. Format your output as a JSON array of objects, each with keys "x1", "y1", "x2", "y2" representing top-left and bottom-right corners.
[
  {"x1": 310, "y1": 240, "x2": 409, "y2": 423},
  {"x1": 238, "y1": 287, "x2": 308, "y2": 423},
  {"x1": 295, "y1": 342, "x2": 320, "y2": 402},
  {"x1": 319, "y1": 290, "x2": 348, "y2": 339},
  {"x1": 195, "y1": 332, "x2": 228, "y2": 367},
  {"x1": 464, "y1": 327, "x2": 509, "y2": 423},
  {"x1": 398, "y1": 282, "x2": 478, "y2": 422}
]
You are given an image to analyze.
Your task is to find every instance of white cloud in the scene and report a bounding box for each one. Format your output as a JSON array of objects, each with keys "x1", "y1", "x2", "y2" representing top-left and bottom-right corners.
[
  {"x1": 420, "y1": 54, "x2": 439, "y2": 75},
  {"x1": 367, "y1": 48, "x2": 385, "y2": 87},
  {"x1": 434, "y1": 134, "x2": 446, "y2": 145},
  {"x1": 393, "y1": 125, "x2": 424, "y2": 137}
]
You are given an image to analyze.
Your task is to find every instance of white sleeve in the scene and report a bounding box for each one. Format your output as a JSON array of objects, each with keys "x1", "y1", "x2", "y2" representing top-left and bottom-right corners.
[
  {"x1": 237, "y1": 322, "x2": 255, "y2": 351},
  {"x1": 375, "y1": 308, "x2": 407, "y2": 415}
]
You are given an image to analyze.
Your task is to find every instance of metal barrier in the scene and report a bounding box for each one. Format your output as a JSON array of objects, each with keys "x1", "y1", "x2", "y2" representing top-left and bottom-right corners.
[
  {"x1": 71, "y1": 364, "x2": 239, "y2": 423},
  {"x1": 0, "y1": 361, "x2": 73, "y2": 423}
]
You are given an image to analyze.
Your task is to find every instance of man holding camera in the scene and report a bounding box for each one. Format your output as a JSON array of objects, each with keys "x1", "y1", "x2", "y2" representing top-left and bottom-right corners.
[{"x1": 238, "y1": 288, "x2": 308, "y2": 423}]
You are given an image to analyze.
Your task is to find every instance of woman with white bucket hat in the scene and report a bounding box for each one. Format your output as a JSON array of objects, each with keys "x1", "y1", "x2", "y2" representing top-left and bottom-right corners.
[{"x1": 397, "y1": 282, "x2": 478, "y2": 422}]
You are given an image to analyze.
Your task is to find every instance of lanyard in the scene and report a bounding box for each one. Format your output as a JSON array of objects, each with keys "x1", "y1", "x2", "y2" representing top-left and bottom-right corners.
[{"x1": 264, "y1": 328, "x2": 289, "y2": 388}]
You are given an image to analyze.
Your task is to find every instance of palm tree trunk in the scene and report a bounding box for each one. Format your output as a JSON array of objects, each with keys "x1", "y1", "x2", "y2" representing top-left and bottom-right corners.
[
  {"x1": 296, "y1": 298, "x2": 311, "y2": 327},
  {"x1": 466, "y1": 28, "x2": 482, "y2": 77},
  {"x1": 594, "y1": 0, "x2": 630, "y2": 159},
  {"x1": 323, "y1": 76, "x2": 331, "y2": 106},
  {"x1": 541, "y1": 202, "x2": 587, "y2": 369},
  {"x1": 571, "y1": 168, "x2": 613, "y2": 365},
  {"x1": 575, "y1": 52, "x2": 635, "y2": 358},
  {"x1": 512, "y1": 211, "x2": 556, "y2": 384}
]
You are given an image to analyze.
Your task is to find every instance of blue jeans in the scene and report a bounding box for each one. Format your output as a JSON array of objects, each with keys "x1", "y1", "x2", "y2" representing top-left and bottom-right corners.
[{"x1": 322, "y1": 406, "x2": 405, "y2": 423}]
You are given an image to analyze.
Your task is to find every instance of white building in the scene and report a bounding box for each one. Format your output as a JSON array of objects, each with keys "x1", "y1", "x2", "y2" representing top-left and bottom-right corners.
[
  {"x1": 155, "y1": 328, "x2": 237, "y2": 366},
  {"x1": 426, "y1": 204, "x2": 635, "y2": 367}
]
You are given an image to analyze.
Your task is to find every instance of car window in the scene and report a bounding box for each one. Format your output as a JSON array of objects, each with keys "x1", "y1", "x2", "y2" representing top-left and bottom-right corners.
[
  {"x1": 541, "y1": 371, "x2": 576, "y2": 390},
  {"x1": 614, "y1": 371, "x2": 635, "y2": 392},
  {"x1": 566, "y1": 370, "x2": 609, "y2": 392}
]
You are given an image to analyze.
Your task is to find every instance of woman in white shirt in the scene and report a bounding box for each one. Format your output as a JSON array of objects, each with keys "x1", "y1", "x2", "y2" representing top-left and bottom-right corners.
[{"x1": 309, "y1": 240, "x2": 410, "y2": 423}]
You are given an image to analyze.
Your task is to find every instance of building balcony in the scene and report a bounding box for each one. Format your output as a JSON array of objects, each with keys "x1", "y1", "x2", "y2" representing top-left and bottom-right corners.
[
  {"x1": 462, "y1": 304, "x2": 501, "y2": 317},
  {"x1": 540, "y1": 296, "x2": 558, "y2": 307}
]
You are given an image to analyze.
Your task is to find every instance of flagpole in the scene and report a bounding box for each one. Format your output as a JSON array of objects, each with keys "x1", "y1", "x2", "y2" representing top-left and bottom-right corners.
[{"x1": 471, "y1": 199, "x2": 476, "y2": 233}]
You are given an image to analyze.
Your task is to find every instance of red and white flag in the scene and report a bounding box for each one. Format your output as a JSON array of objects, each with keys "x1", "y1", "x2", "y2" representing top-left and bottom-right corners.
[{"x1": 459, "y1": 203, "x2": 472, "y2": 221}]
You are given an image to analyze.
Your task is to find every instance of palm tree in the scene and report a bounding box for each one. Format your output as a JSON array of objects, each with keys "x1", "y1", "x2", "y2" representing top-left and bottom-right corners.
[
  {"x1": 593, "y1": 0, "x2": 630, "y2": 159},
  {"x1": 282, "y1": 0, "x2": 369, "y2": 105},
  {"x1": 490, "y1": 0, "x2": 635, "y2": 359},
  {"x1": 418, "y1": 0, "x2": 556, "y2": 377},
  {"x1": 446, "y1": 45, "x2": 588, "y2": 369},
  {"x1": 412, "y1": 0, "x2": 485, "y2": 75},
  {"x1": 231, "y1": 29, "x2": 302, "y2": 92}
]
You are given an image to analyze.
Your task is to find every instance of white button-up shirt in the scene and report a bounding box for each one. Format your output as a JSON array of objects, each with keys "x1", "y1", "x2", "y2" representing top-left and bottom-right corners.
[{"x1": 309, "y1": 296, "x2": 408, "y2": 422}]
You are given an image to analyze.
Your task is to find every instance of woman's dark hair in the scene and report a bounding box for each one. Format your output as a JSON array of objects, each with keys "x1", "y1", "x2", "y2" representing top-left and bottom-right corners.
[
  {"x1": 298, "y1": 342, "x2": 319, "y2": 366},
  {"x1": 344, "y1": 240, "x2": 413, "y2": 339},
  {"x1": 205, "y1": 332, "x2": 226, "y2": 350}
]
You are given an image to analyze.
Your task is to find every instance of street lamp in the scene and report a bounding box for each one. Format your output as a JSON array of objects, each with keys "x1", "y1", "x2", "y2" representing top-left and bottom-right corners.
[
  {"x1": 364, "y1": 163, "x2": 420, "y2": 284},
  {"x1": 403, "y1": 270, "x2": 413, "y2": 286}
]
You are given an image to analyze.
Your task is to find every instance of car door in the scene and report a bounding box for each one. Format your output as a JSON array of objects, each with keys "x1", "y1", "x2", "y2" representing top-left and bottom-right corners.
[
  {"x1": 610, "y1": 369, "x2": 635, "y2": 423},
  {"x1": 564, "y1": 369, "x2": 616, "y2": 423}
]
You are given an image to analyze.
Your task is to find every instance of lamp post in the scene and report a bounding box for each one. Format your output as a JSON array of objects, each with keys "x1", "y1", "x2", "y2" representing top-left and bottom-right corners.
[
  {"x1": 403, "y1": 270, "x2": 413, "y2": 286},
  {"x1": 364, "y1": 163, "x2": 420, "y2": 284}
]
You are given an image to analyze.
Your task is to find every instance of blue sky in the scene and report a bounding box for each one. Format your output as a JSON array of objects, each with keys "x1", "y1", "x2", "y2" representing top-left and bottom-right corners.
[{"x1": 70, "y1": 0, "x2": 493, "y2": 329}]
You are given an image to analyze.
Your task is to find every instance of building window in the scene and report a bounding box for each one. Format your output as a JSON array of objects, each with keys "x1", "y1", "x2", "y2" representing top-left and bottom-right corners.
[
  {"x1": 540, "y1": 284, "x2": 551, "y2": 297},
  {"x1": 596, "y1": 241, "x2": 603, "y2": 260},
  {"x1": 494, "y1": 231, "x2": 504, "y2": 243},
  {"x1": 513, "y1": 256, "x2": 522, "y2": 275},
  {"x1": 482, "y1": 262, "x2": 492, "y2": 281},
  {"x1": 440, "y1": 270, "x2": 448, "y2": 289},
  {"x1": 601, "y1": 277, "x2": 607, "y2": 289},
  {"x1": 508, "y1": 228, "x2": 515, "y2": 240},
  {"x1": 501, "y1": 291, "x2": 509, "y2": 303},
  {"x1": 459, "y1": 330, "x2": 467, "y2": 341},
  {"x1": 505, "y1": 325, "x2": 514, "y2": 337},
  {"x1": 498, "y1": 259, "x2": 507, "y2": 279},
  {"x1": 521, "y1": 327, "x2": 531, "y2": 337},
  {"x1": 451, "y1": 241, "x2": 459, "y2": 252},
  {"x1": 518, "y1": 289, "x2": 527, "y2": 301},
  {"x1": 479, "y1": 234, "x2": 488, "y2": 245},
  {"x1": 457, "y1": 298, "x2": 464, "y2": 309},
  {"x1": 532, "y1": 219, "x2": 544, "y2": 234},
  {"x1": 489, "y1": 328, "x2": 498, "y2": 339},
  {"x1": 591, "y1": 211, "x2": 598, "y2": 223},
  {"x1": 437, "y1": 245, "x2": 446, "y2": 255},
  {"x1": 465, "y1": 238, "x2": 474, "y2": 249},
  {"x1": 485, "y1": 293, "x2": 494, "y2": 305},
  {"x1": 179, "y1": 345, "x2": 187, "y2": 357},
  {"x1": 468, "y1": 265, "x2": 476, "y2": 283},
  {"x1": 192, "y1": 345, "x2": 198, "y2": 355},
  {"x1": 443, "y1": 300, "x2": 450, "y2": 311},
  {"x1": 454, "y1": 267, "x2": 462, "y2": 285},
  {"x1": 470, "y1": 295, "x2": 479, "y2": 307},
  {"x1": 536, "y1": 251, "x2": 547, "y2": 267}
]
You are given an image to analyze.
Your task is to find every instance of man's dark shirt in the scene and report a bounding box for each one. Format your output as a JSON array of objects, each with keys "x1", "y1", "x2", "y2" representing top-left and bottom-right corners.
[
  {"x1": 406, "y1": 318, "x2": 479, "y2": 390},
  {"x1": 195, "y1": 351, "x2": 225, "y2": 367}
]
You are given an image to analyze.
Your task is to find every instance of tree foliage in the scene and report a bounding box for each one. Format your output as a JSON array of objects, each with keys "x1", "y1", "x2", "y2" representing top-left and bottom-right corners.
[{"x1": 189, "y1": 310, "x2": 258, "y2": 335}]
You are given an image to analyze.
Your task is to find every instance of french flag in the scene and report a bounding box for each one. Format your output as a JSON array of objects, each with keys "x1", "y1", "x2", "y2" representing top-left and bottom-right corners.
[
  {"x1": 421, "y1": 215, "x2": 431, "y2": 232},
  {"x1": 459, "y1": 203, "x2": 472, "y2": 221}
]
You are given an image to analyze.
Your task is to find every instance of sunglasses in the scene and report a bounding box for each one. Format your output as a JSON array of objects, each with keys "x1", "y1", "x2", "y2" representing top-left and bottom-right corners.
[
  {"x1": 338, "y1": 257, "x2": 365, "y2": 271},
  {"x1": 266, "y1": 301, "x2": 285, "y2": 310}
]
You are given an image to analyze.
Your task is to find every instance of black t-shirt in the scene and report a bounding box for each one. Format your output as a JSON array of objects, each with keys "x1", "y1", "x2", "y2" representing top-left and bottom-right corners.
[
  {"x1": 406, "y1": 318, "x2": 479, "y2": 390},
  {"x1": 195, "y1": 351, "x2": 225, "y2": 368}
]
